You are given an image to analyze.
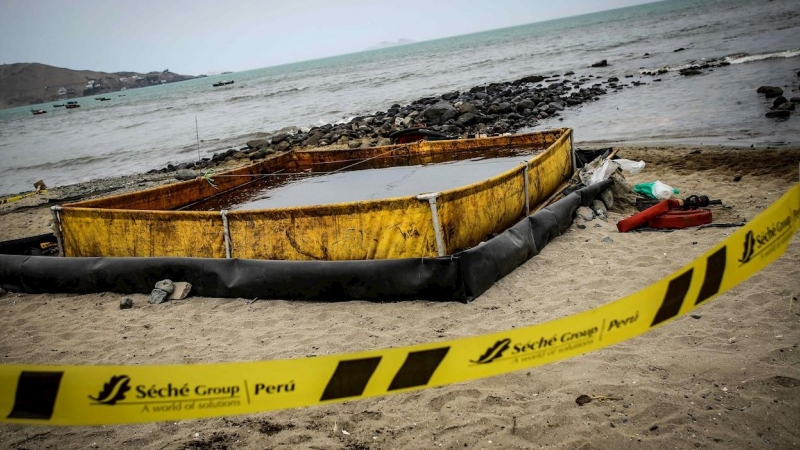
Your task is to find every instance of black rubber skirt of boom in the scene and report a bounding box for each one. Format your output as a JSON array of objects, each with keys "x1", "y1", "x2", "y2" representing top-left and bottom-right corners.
[{"x1": 0, "y1": 180, "x2": 611, "y2": 303}]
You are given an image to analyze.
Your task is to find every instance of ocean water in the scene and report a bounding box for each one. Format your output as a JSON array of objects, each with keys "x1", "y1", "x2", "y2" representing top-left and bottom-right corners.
[{"x1": 1, "y1": 0, "x2": 799, "y2": 195}]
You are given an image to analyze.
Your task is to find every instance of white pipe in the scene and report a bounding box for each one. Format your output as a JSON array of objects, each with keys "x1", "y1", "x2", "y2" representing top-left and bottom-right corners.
[
  {"x1": 50, "y1": 206, "x2": 64, "y2": 257},
  {"x1": 521, "y1": 162, "x2": 530, "y2": 216},
  {"x1": 416, "y1": 192, "x2": 446, "y2": 257},
  {"x1": 220, "y1": 210, "x2": 232, "y2": 259}
]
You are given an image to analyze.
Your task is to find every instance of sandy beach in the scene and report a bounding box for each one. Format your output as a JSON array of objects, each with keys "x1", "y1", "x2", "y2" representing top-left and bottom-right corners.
[{"x1": 1, "y1": 144, "x2": 799, "y2": 449}]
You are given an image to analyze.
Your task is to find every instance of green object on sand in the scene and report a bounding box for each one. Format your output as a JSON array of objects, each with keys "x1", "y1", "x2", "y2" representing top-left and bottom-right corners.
[{"x1": 633, "y1": 181, "x2": 679, "y2": 200}]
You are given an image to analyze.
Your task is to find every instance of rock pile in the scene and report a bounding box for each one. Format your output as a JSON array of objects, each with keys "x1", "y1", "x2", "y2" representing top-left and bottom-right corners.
[
  {"x1": 154, "y1": 70, "x2": 619, "y2": 175},
  {"x1": 758, "y1": 85, "x2": 797, "y2": 119},
  {"x1": 232, "y1": 74, "x2": 609, "y2": 156}
]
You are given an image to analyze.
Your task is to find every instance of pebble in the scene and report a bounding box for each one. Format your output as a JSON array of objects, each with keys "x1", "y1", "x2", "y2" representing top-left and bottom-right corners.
[
  {"x1": 576, "y1": 206, "x2": 595, "y2": 221},
  {"x1": 155, "y1": 279, "x2": 174, "y2": 294},
  {"x1": 591, "y1": 199, "x2": 608, "y2": 220},
  {"x1": 119, "y1": 297, "x2": 133, "y2": 309},
  {"x1": 149, "y1": 289, "x2": 168, "y2": 305},
  {"x1": 602, "y1": 236, "x2": 613, "y2": 244}
]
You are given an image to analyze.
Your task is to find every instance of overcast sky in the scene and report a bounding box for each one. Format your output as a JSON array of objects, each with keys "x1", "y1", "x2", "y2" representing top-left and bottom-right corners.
[{"x1": 0, "y1": 0, "x2": 657, "y2": 75}]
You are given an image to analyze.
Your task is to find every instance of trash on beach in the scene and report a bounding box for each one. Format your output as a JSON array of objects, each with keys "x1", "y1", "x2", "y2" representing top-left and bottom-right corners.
[
  {"x1": 614, "y1": 159, "x2": 645, "y2": 175},
  {"x1": 589, "y1": 159, "x2": 620, "y2": 185},
  {"x1": 579, "y1": 154, "x2": 619, "y2": 186},
  {"x1": 618, "y1": 194, "x2": 720, "y2": 232},
  {"x1": 632, "y1": 181, "x2": 679, "y2": 200}
]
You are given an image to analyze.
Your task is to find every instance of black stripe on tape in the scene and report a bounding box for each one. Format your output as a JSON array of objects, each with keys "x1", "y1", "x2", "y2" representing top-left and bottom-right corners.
[
  {"x1": 651, "y1": 269, "x2": 693, "y2": 327},
  {"x1": 388, "y1": 347, "x2": 450, "y2": 391},
  {"x1": 320, "y1": 357, "x2": 381, "y2": 401},
  {"x1": 696, "y1": 247, "x2": 726, "y2": 305},
  {"x1": 7, "y1": 371, "x2": 63, "y2": 420}
]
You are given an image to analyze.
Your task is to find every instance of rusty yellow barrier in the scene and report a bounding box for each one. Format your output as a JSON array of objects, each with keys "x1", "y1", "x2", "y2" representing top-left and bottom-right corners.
[{"x1": 56, "y1": 129, "x2": 573, "y2": 260}]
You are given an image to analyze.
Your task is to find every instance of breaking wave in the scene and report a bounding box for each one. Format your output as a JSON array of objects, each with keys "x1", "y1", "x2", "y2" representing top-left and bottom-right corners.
[
  {"x1": 639, "y1": 48, "x2": 800, "y2": 74},
  {"x1": 724, "y1": 48, "x2": 800, "y2": 64}
]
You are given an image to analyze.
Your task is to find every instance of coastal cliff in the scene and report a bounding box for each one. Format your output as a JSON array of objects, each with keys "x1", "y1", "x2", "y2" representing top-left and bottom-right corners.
[{"x1": 0, "y1": 63, "x2": 196, "y2": 109}]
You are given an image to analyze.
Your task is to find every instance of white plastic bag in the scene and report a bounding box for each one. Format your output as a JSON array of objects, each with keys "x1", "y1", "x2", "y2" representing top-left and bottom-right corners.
[
  {"x1": 588, "y1": 159, "x2": 620, "y2": 185},
  {"x1": 615, "y1": 158, "x2": 645, "y2": 175},
  {"x1": 651, "y1": 180, "x2": 677, "y2": 199}
]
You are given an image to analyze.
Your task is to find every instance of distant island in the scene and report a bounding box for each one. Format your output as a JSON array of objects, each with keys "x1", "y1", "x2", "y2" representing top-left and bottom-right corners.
[
  {"x1": 0, "y1": 63, "x2": 197, "y2": 109},
  {"x1": 367, "y1": 39, "x2": 416, "y2": 50}
]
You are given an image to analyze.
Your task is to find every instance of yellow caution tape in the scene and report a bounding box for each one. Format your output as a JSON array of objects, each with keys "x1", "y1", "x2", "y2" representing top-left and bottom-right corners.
[
  {"x1": 0, "y1": 190, "x2": 47, "y2": 206},
  {"x1": 2, "y1": 183, "x2": 798, "y2": 426}
]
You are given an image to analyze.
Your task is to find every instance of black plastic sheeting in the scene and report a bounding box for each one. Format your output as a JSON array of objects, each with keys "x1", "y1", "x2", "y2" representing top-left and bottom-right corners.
[
  {"x1": 0, "y1": 180, "x2": 612, "y2": 303},
  {"x1": 0, "y1": 233, "x2": 58, "y2": 256}
]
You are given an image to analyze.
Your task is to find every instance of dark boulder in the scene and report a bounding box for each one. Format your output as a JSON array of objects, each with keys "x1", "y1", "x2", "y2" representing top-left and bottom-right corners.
[
  {"x1": 790, "y1": 97, "x2": 800, "y2": 103},
  {"x1": 516, "y1": 99, "x2": 537, "y2": 112},
  {"x1": 422, "y1": 101, "x2": 457, "y2": 125},
  {"x1": 564, "y1": 71, "x2": 575, "y2": 76},
  {"x1": 455, "y1": 112, "x2": 477, "y2": 126},
  {"x1": 270, "y1": 132, "x2": 290, "y2": 144},
  {"x1": 760, "y1": 86, "x2": 783, "y2": 98},
  {"x1": 608, "y1": 76, "x2": 619, "y2": 82},
  {"x1": 304, "y1": 132, "x2": 323, "y2": 147},
  {"x1": 776, "y1": 102, "x2": 795, "y2": 111},
  {"x1": 772, "y1": 96, "x2": 788, "y2": 109},
  {"x1": 590, "y1": 60, "x2": 608, "y2": 68},
  {"x1": 765, "y1": 110, "x2": 790, "y2": 119},
  {"x1": 512, "y1": 75, "x2": 545, "y2": 85},
  {"x1": 174, "y1": 170, "x2": 198, "y2": 181},
  {"x1": 441, "y1": 91, "x2": 460, "y2": 101},
  {"x1": 249, "y1": 150, "x2": 269, "y2": 160},
  {"x1": 457, "y1": 102, "x2": 478, "y2": 115},
  {"x1": 673, "y1": 47, "x2": 686, "y2": 52},
  {"x1": 247, "y1": 139, "x2": 269, "y2": 149},
  {"x1": 679, "y1": 68, "x2": 702, "y2": 76}
]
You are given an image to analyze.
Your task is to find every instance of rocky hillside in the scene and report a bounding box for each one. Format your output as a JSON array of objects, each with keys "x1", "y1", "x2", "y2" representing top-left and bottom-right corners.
[{"x1": 0, "y1": 63, "x2": 196, "y2": 109}]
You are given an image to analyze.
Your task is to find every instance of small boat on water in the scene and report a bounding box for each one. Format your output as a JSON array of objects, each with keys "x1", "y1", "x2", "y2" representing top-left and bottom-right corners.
[
  {"x1": 30, "y1": 109, "x2": 47, "y2": 115},
  {"x1": 212, "y1": 80, "x2": 235, "y2": 87},
  {"x1": 53, "y1": 104, "x2": 65, "y2": 108},
  {"x1": 99, "y1": 97, "x2": 111, "y2": 101},
  {"x1": 65, "y1": 103, "x2": 81, "y2": 109}
]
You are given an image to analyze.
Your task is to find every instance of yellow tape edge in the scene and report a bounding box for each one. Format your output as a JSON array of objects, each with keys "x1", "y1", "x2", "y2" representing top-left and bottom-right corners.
[
  {"x1": 0, "y1": 190, "x2": 47, "y2": 206},
  {"x1": 1, "y1": 183, "x2": 798, "y2": 426}
]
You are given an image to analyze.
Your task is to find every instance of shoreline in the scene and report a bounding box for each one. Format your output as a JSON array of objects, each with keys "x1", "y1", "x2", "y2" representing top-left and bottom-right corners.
[
  {"x1": 4, "y1": 48, "x2": 797, "y2": 198},
  {"x1": 1, "y1": 144, "x2": 798, "y2": 448}
]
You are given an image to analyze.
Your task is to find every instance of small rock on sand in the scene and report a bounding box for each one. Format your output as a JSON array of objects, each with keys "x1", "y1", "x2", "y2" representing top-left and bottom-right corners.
[
  {"x1": 155, "y1": 279, "x2": 174, "y2": 294},
  {"x1": 577, "y1": 206, "x2": 595, "y2": 221},
  {"x1": 120, "y1": 297, "x2": 133, "y2": 309},
  {"x1": 149, "y1": 289, "x2": 168, "y2": 305},
  {"x1": 591, "y1": 199, "x2": 608, "y2": 220}
]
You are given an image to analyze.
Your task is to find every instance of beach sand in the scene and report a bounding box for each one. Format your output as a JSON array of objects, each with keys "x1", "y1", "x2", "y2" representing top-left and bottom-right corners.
[{"x1": 1, "y1": 145, "x2": 799, "y2": 449}]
